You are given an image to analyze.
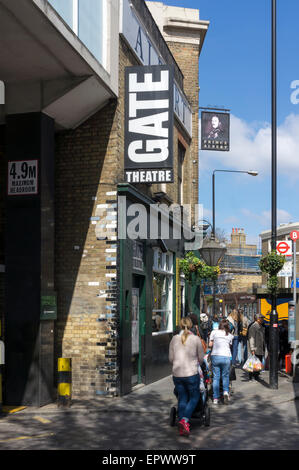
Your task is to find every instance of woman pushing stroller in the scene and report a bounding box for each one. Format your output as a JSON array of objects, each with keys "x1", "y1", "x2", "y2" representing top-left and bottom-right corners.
[{"x1": 169, "y1": 317, "x2": 205, "y2": 436}]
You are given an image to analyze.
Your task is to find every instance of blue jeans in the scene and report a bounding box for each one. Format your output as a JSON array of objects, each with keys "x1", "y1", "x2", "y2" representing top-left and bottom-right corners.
[
  {"x1": 232, "y1": 336, "x2": 239, "y2": 365},
  {"x1": 173, "y1": 374, "x2": 200, "y2": 421},
  {"x1": 211, "y1": 355, "x2": 231, "y2": 399}
]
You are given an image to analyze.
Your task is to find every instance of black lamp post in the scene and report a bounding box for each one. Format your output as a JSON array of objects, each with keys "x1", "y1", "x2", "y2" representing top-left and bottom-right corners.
[{"x1": 269, "y1": 0, "x2": 278, "y2": 390}]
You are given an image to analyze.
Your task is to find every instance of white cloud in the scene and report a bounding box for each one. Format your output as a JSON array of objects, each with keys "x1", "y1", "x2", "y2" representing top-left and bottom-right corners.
[
  {"x1": 223, "y1": 215, "x2": 239, "y2": 224},
  {"x1": 241, "y1": 208, "x2": 293, "y2": 228},
  {"x1": 199, "y1": 113, "x2": 299, "y2": 178}
]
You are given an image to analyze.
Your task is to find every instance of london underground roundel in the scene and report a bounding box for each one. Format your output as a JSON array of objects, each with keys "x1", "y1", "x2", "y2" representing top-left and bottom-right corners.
[{"x1": 276, "y1": 241, "x2": 292, "y2": 256}]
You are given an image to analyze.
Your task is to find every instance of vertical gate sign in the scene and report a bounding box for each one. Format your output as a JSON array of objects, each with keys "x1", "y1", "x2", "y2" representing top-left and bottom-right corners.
[
  {"x1": 125, "y1": 65, "x2": 174, "y2": 184},
  {"x1": 8, "y1": 160, "x2": 38, "y2": 195},
  {"x1": 201, "y1": 111, "x2": 230, "y2": 151}
]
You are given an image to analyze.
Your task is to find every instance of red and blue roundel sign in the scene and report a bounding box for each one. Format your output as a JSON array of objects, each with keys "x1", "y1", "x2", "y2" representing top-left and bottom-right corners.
[{"x1": 276, "y1": 241, "x2": 292, "y2": 256}]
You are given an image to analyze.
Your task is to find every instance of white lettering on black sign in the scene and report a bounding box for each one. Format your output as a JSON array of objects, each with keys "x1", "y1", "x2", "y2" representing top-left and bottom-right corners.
[
  {"x1": 121, "y1": 0, "x2": 192, "y2": 137},
  {"x1": 125, "y1": 66, "x2": 174, "y2": 183},
  {"x1": 8, "y1": 160, "x2": 38, "y2": 196}
]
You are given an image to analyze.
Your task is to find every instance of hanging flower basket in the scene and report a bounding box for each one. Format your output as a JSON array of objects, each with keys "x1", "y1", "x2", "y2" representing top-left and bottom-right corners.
[
  {"x1": 179, "y1": 252, "x2": 220, "y2": 284},
  {"x1": 259, "y1": 250, "x2": 285, "y2": 295}
]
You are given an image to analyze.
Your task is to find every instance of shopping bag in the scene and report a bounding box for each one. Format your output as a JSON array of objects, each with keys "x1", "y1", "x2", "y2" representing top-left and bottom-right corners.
[
  {"x1": 253, "y1": 356, "x2": 263, "y2": 372},
  {"x1": 243, "y1": 354, "x2": 263, "y2": 373}
]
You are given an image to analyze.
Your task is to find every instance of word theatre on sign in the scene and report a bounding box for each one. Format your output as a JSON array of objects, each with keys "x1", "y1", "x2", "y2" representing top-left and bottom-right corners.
[{"x1": 124, "y1": 65, "x2": 174, "y2": 184}]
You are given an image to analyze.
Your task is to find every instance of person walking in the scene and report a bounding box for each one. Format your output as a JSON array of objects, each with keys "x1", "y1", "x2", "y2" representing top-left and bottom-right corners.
[
  {"x1": 169, "y1": 317, "x2": 204, "y2": 436},
  {"x1": 248, "y1": 313, "x2": 265, "y2": 381},
  {"x1": 209, "y1": 319, "x2": 234, "y2": 405},
  {"x1": 238, "y1": 310, "x2": 249, "y2": 364},
  {"x1": 227, "y1": 309, "x2": 241, "y2": 366},
  {"x1": 200, "y1": 312, "x2": 210, "y2": 343},
  {"x1": 187, "y1": 313, "x2": 207, "y2": 353}
]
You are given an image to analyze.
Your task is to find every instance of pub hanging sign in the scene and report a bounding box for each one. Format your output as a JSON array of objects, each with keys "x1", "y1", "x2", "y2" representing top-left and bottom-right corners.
[{"x1": 124, "y1": 65, "x2": 174, "y2": 184}]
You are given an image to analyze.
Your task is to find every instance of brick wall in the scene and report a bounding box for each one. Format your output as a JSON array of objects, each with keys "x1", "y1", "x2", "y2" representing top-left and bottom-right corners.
[
  {"x1": 227, "y1": 274, "x2": 262, "y2": 294},
  {"x1": 54, "y1": 97, "x2": 121, "y2": 398}
]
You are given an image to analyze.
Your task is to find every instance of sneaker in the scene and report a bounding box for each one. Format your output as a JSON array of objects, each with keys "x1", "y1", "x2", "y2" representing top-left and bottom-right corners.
[
  {"x1": 179, "y1": 419, "x2": 190, "y2": 436},
  {"x1": 213, "y1": 398, "x2": 219, "y2": 405},
  {"x1": 223, "y1": 392, "x2": 229, "y2": 404}
]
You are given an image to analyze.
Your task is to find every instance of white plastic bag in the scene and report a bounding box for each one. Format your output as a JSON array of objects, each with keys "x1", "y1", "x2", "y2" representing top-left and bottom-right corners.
[{"x1": 243, "y1": 354, "x2": 263, "y2": 373}]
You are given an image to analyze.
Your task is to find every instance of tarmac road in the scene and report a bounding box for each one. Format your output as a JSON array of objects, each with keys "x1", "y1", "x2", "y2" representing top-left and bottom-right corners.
[{"x1": 0, "y1": 368, "x2": 298, "y2": 451}]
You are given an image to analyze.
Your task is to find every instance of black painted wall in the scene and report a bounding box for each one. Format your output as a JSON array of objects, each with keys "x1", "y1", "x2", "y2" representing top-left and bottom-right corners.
[{"x1": 4, "y1": 113, "x2": 55, "y2": 406}]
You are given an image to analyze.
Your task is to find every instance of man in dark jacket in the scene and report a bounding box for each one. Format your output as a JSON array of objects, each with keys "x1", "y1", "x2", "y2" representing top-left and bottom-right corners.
[{"x1": 248, "y1": 314, "x2": 265, "y2": 380}]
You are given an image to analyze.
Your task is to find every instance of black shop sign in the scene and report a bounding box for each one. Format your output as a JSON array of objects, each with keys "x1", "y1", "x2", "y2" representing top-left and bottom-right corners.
[{"x1": 124, "y1": 65, "x2": 174, "y2": 183}]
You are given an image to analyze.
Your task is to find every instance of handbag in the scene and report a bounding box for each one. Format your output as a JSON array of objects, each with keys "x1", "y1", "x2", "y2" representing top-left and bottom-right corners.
[
  {"x1": 201, "y1": 338, "x2": 207, "y2": 354},
  {"x1": 194, "y1": 325, "x2": 207, "y2": 353},
  {"x1": 229, "y1": 365, "x2": 236, "y2": 381},
  {"x1": 240, "y1": 327, "x2": 248, "y2": 337}
]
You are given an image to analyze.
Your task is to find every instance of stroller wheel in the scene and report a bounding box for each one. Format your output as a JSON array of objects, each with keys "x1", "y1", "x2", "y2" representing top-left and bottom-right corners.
[
  {"x1": 203, "y1": 405, "x2": 210, "y2": 427},
  {"x1": 170, "y1": 406, "x2": 176, "y2": 427}
]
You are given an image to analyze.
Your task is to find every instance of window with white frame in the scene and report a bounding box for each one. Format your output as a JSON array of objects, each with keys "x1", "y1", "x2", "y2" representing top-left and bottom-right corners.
[
  {"x1": 48, "y1": 0, "x2": 105, "y2": 65},
  {"x1": 152, "y1": 250, "x2": 174, "y2": 334}
]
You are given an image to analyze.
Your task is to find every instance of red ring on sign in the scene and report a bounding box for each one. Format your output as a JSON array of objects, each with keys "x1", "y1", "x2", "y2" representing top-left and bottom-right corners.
[{"x1": 276, "y1": 241, "x2": 290, "y2": 254}]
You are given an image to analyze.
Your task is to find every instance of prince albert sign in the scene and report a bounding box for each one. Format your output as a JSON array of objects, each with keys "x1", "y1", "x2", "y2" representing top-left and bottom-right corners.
[
  {"x1": 124, "y1": 65, "x2": 174, "y2": 184},
  {"x1": 201, "y1": 111, "x2": 230, "y2": 151}
]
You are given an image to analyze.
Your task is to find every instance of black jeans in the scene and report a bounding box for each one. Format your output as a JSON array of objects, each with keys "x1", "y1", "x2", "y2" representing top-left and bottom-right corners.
[{"x1": 249, "y1": 354, "x2": 263, "y2": 380}]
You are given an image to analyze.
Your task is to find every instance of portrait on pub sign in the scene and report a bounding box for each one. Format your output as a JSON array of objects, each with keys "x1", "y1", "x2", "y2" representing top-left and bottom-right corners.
[{"x1": 201, "y1": 111, "x2": 230, "y2": 151}]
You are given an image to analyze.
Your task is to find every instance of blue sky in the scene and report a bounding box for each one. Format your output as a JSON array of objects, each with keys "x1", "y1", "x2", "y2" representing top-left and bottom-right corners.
[{"x1": 148, "y1": 0, "x2": 299, "y2": 247}]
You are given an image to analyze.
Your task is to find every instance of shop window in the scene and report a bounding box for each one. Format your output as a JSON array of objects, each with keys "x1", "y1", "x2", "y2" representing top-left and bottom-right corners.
[
  {"x1": 78, "y1": 0, "x2": 104, "y2": 63},
  {"x1": 48, "y1": 0, "x2": 105, "y2": 65},
  {"x1": 152, "y1": 250, "x2": 174, "y2": 334},
  {"x1": 132, "y1": 241, "x2": 144, "y2": 271},
  {"x1": 49, "y1": 0, "x2": 74, "y2": 27}
]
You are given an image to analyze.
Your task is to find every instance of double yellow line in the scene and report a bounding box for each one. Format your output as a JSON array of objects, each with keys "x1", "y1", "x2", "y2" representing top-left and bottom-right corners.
[{"x1": 0, "y1": 432, "x2": 54, "y2": 443}]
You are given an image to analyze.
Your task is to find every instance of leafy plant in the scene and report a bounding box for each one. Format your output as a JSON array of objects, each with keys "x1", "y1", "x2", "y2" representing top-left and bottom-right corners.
[
  {"x1": 259, "y1": 250, "x2": 285, "y2": 295},
  {"x1": 179, "y1": 251, "x2": 220, "y2": 285}
]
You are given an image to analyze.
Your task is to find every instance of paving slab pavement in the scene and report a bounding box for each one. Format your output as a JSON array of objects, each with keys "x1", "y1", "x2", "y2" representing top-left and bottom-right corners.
[{"x1": 0, "y1": 367, "x2": 298, "y2": 450}]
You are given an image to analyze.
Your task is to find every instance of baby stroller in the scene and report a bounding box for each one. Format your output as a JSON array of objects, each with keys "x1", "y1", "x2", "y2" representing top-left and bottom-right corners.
[{"x1": 169, "y1": 361, "x2": 210, "y2": 428}]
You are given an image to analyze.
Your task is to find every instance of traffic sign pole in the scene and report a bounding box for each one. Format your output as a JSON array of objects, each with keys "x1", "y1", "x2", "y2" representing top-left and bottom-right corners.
[{"x1": 293, "y1": 239, "x2": 296, "y2": 379}]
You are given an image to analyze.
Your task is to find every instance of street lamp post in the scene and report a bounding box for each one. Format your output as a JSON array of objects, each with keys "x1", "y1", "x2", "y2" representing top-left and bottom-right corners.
[
  {"x1": 209, "y1": 169, "x2": 258, "y2": 317},
  {"x1": 270, "y1": 0, "x2": 278, "y2": 390}
]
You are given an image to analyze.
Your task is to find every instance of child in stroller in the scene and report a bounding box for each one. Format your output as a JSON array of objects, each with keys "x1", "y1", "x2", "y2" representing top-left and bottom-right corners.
[{"x1": 169, "y1": 358, "x2": 211, "y2": 428}]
